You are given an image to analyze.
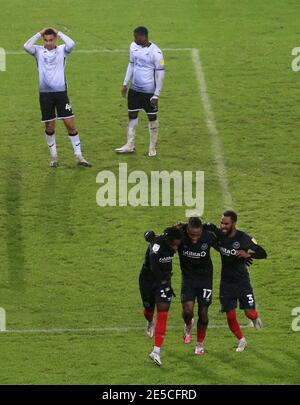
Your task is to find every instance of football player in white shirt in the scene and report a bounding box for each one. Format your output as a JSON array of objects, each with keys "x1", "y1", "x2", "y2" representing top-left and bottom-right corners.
[
  {"x1": 116, "y1": 26, "x2": 165, "y2": 157},
  {"x1": 24, "y1": 28, "x2": 91, "y2": 168}
]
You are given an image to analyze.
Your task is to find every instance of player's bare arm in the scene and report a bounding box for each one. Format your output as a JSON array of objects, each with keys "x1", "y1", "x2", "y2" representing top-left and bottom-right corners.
[{"x1": 121, "y1": 85, "x2": 128, "y2": 98}]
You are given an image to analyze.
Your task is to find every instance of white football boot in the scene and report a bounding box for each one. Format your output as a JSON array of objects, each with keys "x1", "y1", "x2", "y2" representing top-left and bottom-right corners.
[
  {"x1": 149, "y1": 351, "x2": 162, "y2": 367},
  {"x1": 252, "y1": 317, "x2": 263, "y2": 330},
  {"x1": 183, "y1": 319, "x2": 194, "y2": 344},
  {"x1": 148, "y1": 147, "x2": 157, "y2": 157},
  {"x1": 50, "y1": 156, "x2": 59, "y2": 168},
  {"x1": 236, "y1": 337, "x2": 247, "y2": 352},
  {"x1": 77, "y1": 155, "x2": 92, "y2": 167},
  {"x1": 195, "y1": 343, "x2": 205, "y2": 356},
  {"x1": 116, "y1": 120, "x2": 137, "y2": 153},
  {"x1": 115, "y1": 144, "x2": 135, "y2": 153}
]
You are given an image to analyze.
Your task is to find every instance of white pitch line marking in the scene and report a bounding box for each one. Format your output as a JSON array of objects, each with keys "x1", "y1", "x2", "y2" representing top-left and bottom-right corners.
[
  {"x1": 6, "y1": 48, "x2": 193, "y2": 55},
  {"x1": 191, "y1": 48, "x2": 233, "y2": 209},
  {"x1": 7, "y1": 46, "x2": 233, "y2": 211},
  {"x1": 0, "y1": 323, "x2": 253, "y2": 334}
]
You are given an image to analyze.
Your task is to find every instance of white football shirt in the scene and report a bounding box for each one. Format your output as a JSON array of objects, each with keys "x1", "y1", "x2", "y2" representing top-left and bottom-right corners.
[
  {"x1": 129, "y1": 42, "x2": 165, "y2": 94},
  {"x1": 24, "y1": 32, "x2": 75, "y2": 93},
  {"x1": 34, "y1": 45, "x2": 70, "y2": 92}
]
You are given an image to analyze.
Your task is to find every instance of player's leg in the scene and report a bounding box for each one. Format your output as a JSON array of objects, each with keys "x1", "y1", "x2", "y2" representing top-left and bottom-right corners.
[
  {"x1": 193, "y1": 280, "x2": 213, "y2": 352},
  {"x1": 194, "y1": 282, "x2": 212, "y2": 355},
  {"x1": 149, "y1": 284, "x2": 173, "y2": 366},
  {"x1": 149, "y1": 302, "x2": 170, "y2": 367},
  {"x1": 116, "y1": 89, "x2": 140, "y2": 153},
  {"x1": 181, "y1": 277, "x2": 196, "y2": 343},
  {"x1": 144, "y1": 92, "x2": 159, "y2": 157},
  {"x1": 182, "y1": 301, "x2": 195, "y2": 344},
  {"x1": 147, "y1": 113, "x2": 158, "y2": 157},
  {"x1": 44, "y1": 120, "x2": 58, "y2": 167},
  {"x1": 138, "y1": 273, "x2": 155, "y2": 338},
  {"x1": 195, "y1": 305, "x2": 209, "y2": 355},
  {"x1": 226, "y1": 309, "x2": 247, "y2": 352},
  {"x1": 239, "y1": 281, "x2": 263, "y2": 329},
  {"x1": 220, "y1": 281, "x2": 247, "y2": 351},
  {"x1": 115, "y1": 111, "x2": 139, "y2": 153},
  {"x1": 245, "y1": 309, "x2": 262, "y2": 329},
  {"x1": 40, "y1": 92, "x2": 58, "y2": 167},
  {"x1": 55, "y1": 91, "x2": 91, "y2": 167},
  {"x1": 62, "y1": 117, "x2": 91, "y2": 167}
]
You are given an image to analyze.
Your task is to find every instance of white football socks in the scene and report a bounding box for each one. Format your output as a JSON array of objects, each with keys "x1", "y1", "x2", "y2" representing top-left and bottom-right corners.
[
  {"x1": 45, "y1": 132, "x2": 57, "y2": 158},
  {"x1": 69, "y1": 133, "x2": 82, "y2": 157},
  {"x1": 148, "y1": 120, "x2": 159, "y2": 150},
  {"x1": 127, "y1": 118, "x2": 138, "y2": 148},
  {"x1": 153, "y1": 346, "x2": 161, "y2": 354}
]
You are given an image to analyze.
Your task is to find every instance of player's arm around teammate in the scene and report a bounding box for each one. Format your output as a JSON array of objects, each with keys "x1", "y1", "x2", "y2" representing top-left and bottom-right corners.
[
  {"x1": 218, "y1": 211, "x2": 267, "y2": 352},
  {"x1": 176, "y1": 217, "x2": 217, "y2": 355},
  {"x1": 139, "y1": 228, "x2": 182, "y2": 366}
]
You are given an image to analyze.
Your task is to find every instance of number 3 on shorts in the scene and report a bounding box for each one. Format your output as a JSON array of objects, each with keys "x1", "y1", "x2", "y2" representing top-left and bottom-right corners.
[{"x1": 247, "y1": 294, "x2": 254, "y2": 305}]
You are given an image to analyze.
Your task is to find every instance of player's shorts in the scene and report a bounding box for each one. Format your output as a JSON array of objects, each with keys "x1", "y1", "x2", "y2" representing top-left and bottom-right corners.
[
  {"x1": 219, "y1": 278, "x2": 256, "y2": 312},
  {"x1": 128, "y1": 89, "x2": 157, "y2": 115},
  {"x1": 139, "y1": 273, "x2": 173, "y2": 309},
  {"x1": 39, "y1": 91, "x2": 75, "y2": 122},
  {"x1": 181, "y1": 276, "x2": 213, "y2": 306}
]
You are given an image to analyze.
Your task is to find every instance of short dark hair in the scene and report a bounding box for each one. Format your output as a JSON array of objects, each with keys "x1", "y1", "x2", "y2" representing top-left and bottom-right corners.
[
  {"x1": 223, "y1": 210, "x2": 237, "y2": 222},
  {"x1": 163, "y1": 226, "x2": 182, "y2": 243},
  {"x1": 43, "y1": 28, "x2": 57, "y2": 37},
  {"x1": 188, "y1": 216, "x2": 202, "y2": 228},
  {"x1": 134, "y1": 26, "x2": 148, "y2": 36}
]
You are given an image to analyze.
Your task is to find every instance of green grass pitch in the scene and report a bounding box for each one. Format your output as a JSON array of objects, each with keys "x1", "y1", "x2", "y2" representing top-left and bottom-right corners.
[{"x1": 0, "y1": 0, "x2": 299, "y2": 384}]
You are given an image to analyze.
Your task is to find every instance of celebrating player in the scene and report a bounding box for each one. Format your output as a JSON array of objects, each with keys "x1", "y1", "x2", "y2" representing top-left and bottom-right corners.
[
  {"x1": 176, "y1": 216, "x2": 217, "y2": 356},
  {"x1": 206, "y1": 211, "x2": 267, "y2": 352},
  {"x1": 24, "y1": 28, "x2": 91, "y2": 168},
  {"x1": 116, "y1": 26, "x2": 165, "y2": 157},
  {"x1": 139, "y1": 227, "x2": 182, "y2": 367}
]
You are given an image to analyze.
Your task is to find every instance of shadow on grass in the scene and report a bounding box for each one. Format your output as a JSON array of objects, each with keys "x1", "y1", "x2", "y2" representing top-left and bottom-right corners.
[{"x1": 5, "y1": 154, "x2": 25, "y2": 291}]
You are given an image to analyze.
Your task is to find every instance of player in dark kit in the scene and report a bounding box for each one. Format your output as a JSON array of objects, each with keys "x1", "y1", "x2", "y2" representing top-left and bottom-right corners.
[
  {"x1": 139, "y1": 227, "x2": 182, "y2": 367},
  {"x1": 207, "y1": 210, "x2": 267, "y2": 352},
  {"x1": 176, "y1": 216, "x2": 217, "y2": 356}
]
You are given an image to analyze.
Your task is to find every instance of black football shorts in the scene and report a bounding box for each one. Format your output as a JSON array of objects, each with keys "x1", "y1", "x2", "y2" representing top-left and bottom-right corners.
[
  {"x1": 128, "y1": 88, "x2": 157, "y2": 115},
  {"x1": 139, "y1": 273, "x2": 173, "y2": 309},
  {"x1": 181, "y1": 276, "x2": 213, "y2": 306},
  {"x1": 219, "y1": 278, "x2": 256, "y2": 312},
  {"x1": 39, "y1": 91, "x2": 74, "y2": 122}
]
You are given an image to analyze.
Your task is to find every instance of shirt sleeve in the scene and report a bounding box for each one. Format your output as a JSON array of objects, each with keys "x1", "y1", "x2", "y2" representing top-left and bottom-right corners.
[
  {"x1": 153, "y1": 49, "x2": 165, "y2": 71},
  {"x1": 149, "y1": 244, "x2": 167, "y2": 284},
  {"x1": 123, "y1": 63, "x2": 134, "y2": 86},
  {"x1": 58, "y1": 31, "x2": 76, "y2": 55},
  {"x1": 245, "y1": 235, "x2": 267, "y2": 259},
  {"x1": 153, "y1": 69, "x2": 165, "y2": 97},
  {"x1": 129, "y1": 46, "x2": 134, "y2": 64},
  {"x1": 151, "y1": 49, "x2": 165, "y2": 97},
  {"x1": 211, "y1": 233, "x2": 219, "y2": 251},
  {"x1": 203, "y1": 223, "x2": 219, "y2": 237},
  {"x1": 24, "y1": 33, "x2": 41, "y2": 55},
  {"x1": 123, "y1": 46, "x2": 134, "y2": 86}
]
